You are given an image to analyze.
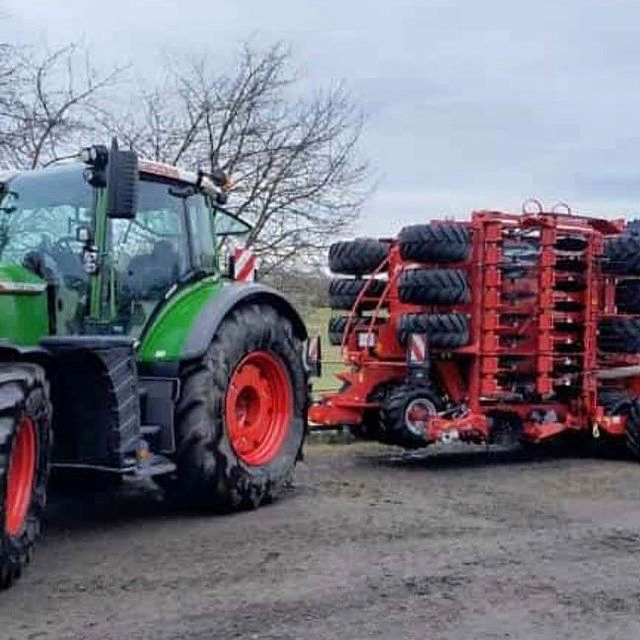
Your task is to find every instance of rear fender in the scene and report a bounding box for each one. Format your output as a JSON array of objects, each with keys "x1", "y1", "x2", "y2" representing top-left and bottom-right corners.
[
  {"x1": 182, "y1": 282, "x2": 307, "y2": 361},
  {"x1": 138, "y1": 281, "x2": 307, "y2": 363}
]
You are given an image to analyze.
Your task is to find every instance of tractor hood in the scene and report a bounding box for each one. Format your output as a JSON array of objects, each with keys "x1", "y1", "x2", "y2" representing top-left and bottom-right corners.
[{"x1": 0, "y1": 264, "x2": 48, "y2": 345}]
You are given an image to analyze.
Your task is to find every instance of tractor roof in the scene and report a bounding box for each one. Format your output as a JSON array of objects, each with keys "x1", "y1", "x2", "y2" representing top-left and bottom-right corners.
[
  {"x1": 137, "y1": 160, "x2": 225, "y2": 197},
  {"x1": 0, "y1": 160, "x2": 225, "y2": 199}
]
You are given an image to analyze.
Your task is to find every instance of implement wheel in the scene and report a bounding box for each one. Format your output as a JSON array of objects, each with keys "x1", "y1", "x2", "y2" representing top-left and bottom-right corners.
[
  {"x1": 173, "y1": 303, "x2": 306, "y2": 510},
  {"x1": 0, "y1": 364, "x2": 51, "y2": 590},
  {"x1": 380, "y1": 385, "x2": 442, "y2": 449}
]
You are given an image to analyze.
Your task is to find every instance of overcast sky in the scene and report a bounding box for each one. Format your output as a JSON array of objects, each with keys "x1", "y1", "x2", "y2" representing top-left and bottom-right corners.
[{"x1": 2, "y1": 0, "x2": 640, "y2": 236}]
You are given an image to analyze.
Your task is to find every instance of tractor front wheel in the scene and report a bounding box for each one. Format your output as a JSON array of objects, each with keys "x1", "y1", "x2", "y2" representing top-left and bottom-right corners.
[
  {"x1": 0, "y1": 363, "x2": 51, "y2": 589},
  {"x1": 173, "y1": 303, "x2": 306, "y2": 510}
]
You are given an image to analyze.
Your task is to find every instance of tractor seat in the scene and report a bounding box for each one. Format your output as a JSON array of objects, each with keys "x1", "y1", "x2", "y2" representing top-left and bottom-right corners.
[{"x1": 122, "y1": 240, "x2": 180, "y2": 300}]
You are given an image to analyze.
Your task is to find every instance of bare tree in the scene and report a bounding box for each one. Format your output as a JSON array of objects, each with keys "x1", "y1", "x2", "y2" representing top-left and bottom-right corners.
[
  {"x1": 0, "y1": 43, "x2": 123, "y2": 170},
  {"x1": 109, "y1": 43, "x2": 371, "y2": 272}
]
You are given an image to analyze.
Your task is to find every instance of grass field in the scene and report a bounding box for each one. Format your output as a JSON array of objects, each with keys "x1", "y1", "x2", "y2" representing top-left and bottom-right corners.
[{"x1": 302, "y1": 306, "x2": 344, "y2": 398}]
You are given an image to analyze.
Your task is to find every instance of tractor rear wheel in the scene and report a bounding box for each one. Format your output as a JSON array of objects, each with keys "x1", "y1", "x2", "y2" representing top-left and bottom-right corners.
[
  {"x1": 0, "y1": 363, "x2": 51, "y2": 590},
  {"x1": 173, "y1": 303, "x2": 306, "y2": 510}
]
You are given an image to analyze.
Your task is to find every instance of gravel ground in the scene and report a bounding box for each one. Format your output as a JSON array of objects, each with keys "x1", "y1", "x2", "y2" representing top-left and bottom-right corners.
[{"x1": 3, "y1": 441, "x2": 640, "y2": 639}]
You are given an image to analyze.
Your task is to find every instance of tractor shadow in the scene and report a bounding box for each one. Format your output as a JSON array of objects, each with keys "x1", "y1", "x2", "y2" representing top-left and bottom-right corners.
[{"x1": 44, "y1": 472, "x2": 244, "y2": 534}]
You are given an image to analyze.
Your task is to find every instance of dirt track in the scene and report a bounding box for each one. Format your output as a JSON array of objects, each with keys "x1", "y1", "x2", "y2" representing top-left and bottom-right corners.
[{"x1": 4, "y1": 441, "x2": 640, "y2": 639}]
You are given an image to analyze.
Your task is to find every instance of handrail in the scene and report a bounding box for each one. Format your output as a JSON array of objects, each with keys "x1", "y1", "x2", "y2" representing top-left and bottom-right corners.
[{"x1": 340, "y1": 252, "x2": 392, "y2": 353}]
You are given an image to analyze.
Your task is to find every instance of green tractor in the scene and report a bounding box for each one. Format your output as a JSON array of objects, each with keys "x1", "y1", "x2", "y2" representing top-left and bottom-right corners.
[{"x1": 0, "y1": 141, "x2": 316, "y2": 588}]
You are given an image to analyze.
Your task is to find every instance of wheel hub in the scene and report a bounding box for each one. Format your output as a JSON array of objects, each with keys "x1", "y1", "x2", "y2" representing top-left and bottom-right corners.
[
  {"x1": 404, "y1": 398, "x2": 437, "y2": 437},
  {"x1": 225, "y1": 351, "x2": 293, "y2": 466},
  {"x1": 5, "y1": 417, "x2": 37, "y2": 537}
]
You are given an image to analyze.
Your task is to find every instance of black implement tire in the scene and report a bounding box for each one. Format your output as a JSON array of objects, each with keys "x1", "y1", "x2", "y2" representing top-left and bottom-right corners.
[
  {"x1": 397, "y1": 313, "x2": 470, "y2": 348},
  {"x1": 604, "y1": 235, "x2": 640, "y2": 275},
  {"x1": 328, "y1": 278, "x2": 385, "y2": 311},
  {"x1": 328, "y1": 315, "x2": 349, "y2": 346},
  {"x1": 328, "y1": 315, "x2": 384, "y2": 346},
  {"x1": 0, "y1": 364, "x2": 51, "y2": 590},
  {"x1": 599, "y1": 390, "x2": 633, "y2": 416},
  {"x1": 328, "y1": 238, "x2": 389, "y2": 275},
  {"x1": 173, "y1": 303, "x2": 306, "y2": 510},
  {"x1": 398, "y1": 269, "x2": 470, "y2": 305},
  {"x1": 380, "y1": 384, "x2": 442, "y2": 449},
  {"x1": 626, "y1": 398, "x2": 640, "y2": 459},
  {"x1": 399, "y1": 223, "x2": 471, "y2": 263},
  {"x1": 616, "y1": 280, "x2": 640, "y2": 314},
  {"x1": 600, "y1": 391, "x2": 640, "y2": 459},
  {"x1": 598, "y1": 317, "x2": 640, "y2": 353},
  {"x1": 350, "y1": 384, "x2": 391, "y2": 442}
]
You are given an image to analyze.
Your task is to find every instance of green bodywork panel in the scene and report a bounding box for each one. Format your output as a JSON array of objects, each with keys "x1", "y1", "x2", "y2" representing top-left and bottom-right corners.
[
  {"x1": 138, "y1": 276, "x2": 222, "y2": 362},
  {"x1": 0, "y1": 265, "x2": 48, "y2": 345}
]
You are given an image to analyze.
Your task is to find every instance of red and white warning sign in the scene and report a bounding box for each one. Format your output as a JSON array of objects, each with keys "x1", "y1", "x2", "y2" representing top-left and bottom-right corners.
[
  {"x1": 408, "y1": 333, "x2": 428, "y2": 363},
  {"x1": 233, "y1": 247, "x2": 259, "y2": 282}
]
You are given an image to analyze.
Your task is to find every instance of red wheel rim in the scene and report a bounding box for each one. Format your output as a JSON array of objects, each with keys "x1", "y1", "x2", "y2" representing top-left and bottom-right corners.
[
  {"x1": 225, "y1": 351, "x2": 293, "y2": 466},
  {"x1": 5, "y1": 417, "x2": 37, "y2": 537},
  {"x1": 404, "y1": 398, "x2": 437, "y2": 437}
]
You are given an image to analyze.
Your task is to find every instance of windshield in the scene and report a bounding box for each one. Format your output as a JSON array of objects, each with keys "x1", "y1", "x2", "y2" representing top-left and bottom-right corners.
[
  {"x1": 0, "y1": 165, "x2": 92, "y2": 290},
  {"x1": 0, "y1": 165, "x2": 254, "y2": 338}
]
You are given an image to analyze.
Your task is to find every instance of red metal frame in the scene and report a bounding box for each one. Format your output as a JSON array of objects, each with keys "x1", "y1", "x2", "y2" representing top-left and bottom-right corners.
[{"x1": 309, "y1": 209, "x2": 640, "y2": 447}]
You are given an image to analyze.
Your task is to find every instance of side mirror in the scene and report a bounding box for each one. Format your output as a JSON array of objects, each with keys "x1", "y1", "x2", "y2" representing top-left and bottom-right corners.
[{"x1": 105, "y1": 138, "x2": 138, "y2": 219}]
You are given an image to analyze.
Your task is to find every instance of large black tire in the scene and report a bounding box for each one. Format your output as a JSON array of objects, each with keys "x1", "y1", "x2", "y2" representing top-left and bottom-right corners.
[
  {"x1": 604, "y1": 235, "x2": 640, "y2": 275},
  {"x1": 599, "y1": 389, "x2": 633, "y2": 416},
  {"x1": 626, "y1": 397, "x2": 640, "y2": 459},
  {"x1": 598, "y1": 317, "x2": 640, "y2": 353},
  {"x1": 380, "y1": 384, "x2": 443, "y2": 449},
  {"x1": 328, "y1": 278, "x2": 386, "y2": 311},
  {"x1": 172, "y1": 303, "x2": 307, "y2": 510},
  {"x1": 399, "y1": 223, "x2": 471, "y2": 263},
  {"x1": 616, "y1": 280, "x2": 640, "y2": 314},
  {"x1": 598, "y1": 391, "x2": 640, "y2": 459},
  {"x1": 328, "y1": 239, "x2": 389, "y2": 275},
  {"x1": 397, "y1": 313, "x2": 470, "y2": 348},
  {"x1": 398, "y1": 269, "x2": 470, "y2": 305},
  {"x1": 0, "y1": 363, "x2": 51, "y2": 589},
  {"x1": 328, "y1": 315, "x2": 384, "y2": 346},
  {"x1": 328, "y1": 315, "x2": 349, "y2": 346},
  {"x1": 349, "y1": 384, "x2": 390, "y2": 442}
]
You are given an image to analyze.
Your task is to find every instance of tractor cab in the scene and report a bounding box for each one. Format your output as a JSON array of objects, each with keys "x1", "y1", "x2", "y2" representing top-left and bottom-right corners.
[{"x1": 0, "y1": 151, "x2": 252, "y2": 340}]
